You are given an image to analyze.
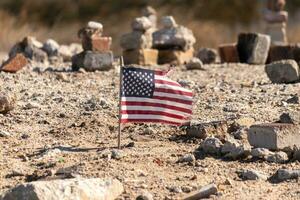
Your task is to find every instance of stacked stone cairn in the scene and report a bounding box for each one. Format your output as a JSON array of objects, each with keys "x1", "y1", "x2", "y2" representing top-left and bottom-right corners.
[
  {"x1": 72, "y1": 21, "x2": 114, "y2": 71},
  {"x1": 153, "y1": 16, "x2": 196, "y2": 65},
  {"x1": 264, "y1": 0, "x2": 288, "y2": 45},
  {"x1": 0, "y1": 35, "x2": 82, "y2": 73},
  {"x1": 121, "y1": 17, "x2": 158, "y2": 65}
]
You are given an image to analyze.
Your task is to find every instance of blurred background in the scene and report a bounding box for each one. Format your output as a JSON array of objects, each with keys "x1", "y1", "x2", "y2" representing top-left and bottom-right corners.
[{"x1": 1, "y1": 0, "x2": 300, "y2": 54}]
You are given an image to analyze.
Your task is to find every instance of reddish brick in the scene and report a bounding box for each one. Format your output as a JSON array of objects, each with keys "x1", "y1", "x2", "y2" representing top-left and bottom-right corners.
[
  {"x1": 1, "y1": 53, "x2": 28, "y2": 73},
  {"x1": 218, "y1": 44, "x2": 239, "y2": 63},
  {"x1": 82, "y1": 36, "x2": 112, "y2": 52}
]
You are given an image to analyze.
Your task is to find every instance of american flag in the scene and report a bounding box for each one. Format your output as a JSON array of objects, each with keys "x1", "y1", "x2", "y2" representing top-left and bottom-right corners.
[{"x1": 120, "y1": 67, "x2": 193, "y2": 126}]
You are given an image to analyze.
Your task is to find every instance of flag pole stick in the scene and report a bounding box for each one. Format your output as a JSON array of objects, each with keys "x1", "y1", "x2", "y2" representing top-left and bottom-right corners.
[{"x1": 117, "y1": 56, "x2": 124, "y2": 149}]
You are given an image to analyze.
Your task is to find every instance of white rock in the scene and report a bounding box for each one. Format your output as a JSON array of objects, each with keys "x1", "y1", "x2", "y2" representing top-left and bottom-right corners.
[
  {"x1": 0, "y1": 130, "x2": 11, "y2": 137},
  {"x1": 0, "y1": 178, "x2": 123, "y2": 200},
  {"x1": 87, "y1": 21, "x2": 103, "y2": 30},
  {"x1": 266, "y1": 151, "x2": 289, "y2": 163}
]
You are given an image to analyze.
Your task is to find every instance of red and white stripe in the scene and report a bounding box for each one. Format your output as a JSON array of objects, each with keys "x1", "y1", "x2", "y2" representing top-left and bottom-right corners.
[{"x1": 121, "y1": 70, "x2": 193, "y2": 126}]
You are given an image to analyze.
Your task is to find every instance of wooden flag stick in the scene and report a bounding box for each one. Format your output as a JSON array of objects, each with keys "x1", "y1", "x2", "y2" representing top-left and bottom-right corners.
[{"x1": 117, "y1": 56, "x2": 124, "y2": 149}]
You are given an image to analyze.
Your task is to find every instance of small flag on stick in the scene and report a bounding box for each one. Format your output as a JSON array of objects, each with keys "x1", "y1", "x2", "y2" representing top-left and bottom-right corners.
[{"x1": 120, "y1": 66, "x2": 193, "y2": 126}]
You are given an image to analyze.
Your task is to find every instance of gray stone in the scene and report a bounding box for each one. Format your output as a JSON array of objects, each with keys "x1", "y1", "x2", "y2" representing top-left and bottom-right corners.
[
  {"x1": 237, "y1": 33, "x2": 271, "y2": 64},
  {"x1": 251, "y1": 148, "x2": 273, "y2": 159},
  {"x1": 136, "y1": 191, "x2": 153, "y2": 200},
  {"x1": 292, "y1": 148, "x2": 300, "y2": 161},
  {"x1": 58, "y1": 45, "x2": 73, "y2": 62},
  {"x1": 286, "y1": 95, "x2": 299, "y2": 104},
  {"x1": 0, "y1": 92, "x2": 16, "y2": 114},
  {"x1": 111, "y1": 149, "x2": 123, "y2": 160},
  {"x1": 221, "y1": 138, "x2": 251, "y2": 159},
  {"x1": 200, "y1": 137, "x2": 223, "y2": 155},
  {"x1": 183, "y1": 183, "x2": 217, "y2": 200},
  {"x1": 266, "y1": 151, "x2": 289, "y2": 163},
  {"x1": 279, "y1": 111, "x2": 300, "y2": 124},
  {"x1": 186, "y1": 57, "x2": 203, "y2": 70},
  {"x1": 196, "y1": 48, "x2": 218, "y2": 64},
  {"x1": 248, "y1": 123, "x2": 300, "y2": 151},
  {"x1": 161, "y1": 16, "x2": 177, "y2": 29},
  {"x1": 237, "y1": 169, "x2": 268, "y2": 180},
  {"x1": 0, "y1": 178, "x2": 124, "y2": 200},
  {"x1": 120, "y1": 31, "x2": 152, "y2": 50},
  {"x1": 42, "y1": 39, "x2": 60, "y2": 57},
  {"x1": 274, "y1": 168, "x2": 300, "y2": 182},
  {"x1": 168, "y1": 186, "x2": 182, "y2": 193},
  {"x1": 132, "y1": 17, "x2": 152, "y2": 31},
  {"x1": 0, "y1": 130, "x2": 11, "y2": 137},
  {"x1": 177, "y1": 153, "x2": 196, "y2": 163},
  {"x1": 265, "y1": 60, "x2": 299, "y2": 83},
  {"x1": 153, "y1": 19, "x2": 195, "y2": 51},
  {"x1": 71, "y1": 51, "x2": 113, "y2": 72}
]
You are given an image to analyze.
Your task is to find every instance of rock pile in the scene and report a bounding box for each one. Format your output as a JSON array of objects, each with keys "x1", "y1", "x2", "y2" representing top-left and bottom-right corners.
[
  {"x1": 153, "y1": 16, "x2": 196, "y2": 65},
  {"x1": 0, "y1": 36, "x2": 82, "y2": 73},
  {"x1": 264, "y1": 0, "x2": 288, "y2": 45},
  {"x1": 121, "y1": 16, "x2": 158, "y2": 65},
  {"x1": 72, "y1": 21, "x2": 114, "y2": 71}
]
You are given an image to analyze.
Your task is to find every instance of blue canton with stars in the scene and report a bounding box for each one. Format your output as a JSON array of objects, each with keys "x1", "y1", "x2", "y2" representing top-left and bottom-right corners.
[{"x1": 122, "y1": 67, "x2": 155, "y2": 98}]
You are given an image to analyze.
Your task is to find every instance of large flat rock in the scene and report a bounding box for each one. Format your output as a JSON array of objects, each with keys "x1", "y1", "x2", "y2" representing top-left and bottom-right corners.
[{"x1": 0, "y1": 178, "x2": 123, "y2": 200}]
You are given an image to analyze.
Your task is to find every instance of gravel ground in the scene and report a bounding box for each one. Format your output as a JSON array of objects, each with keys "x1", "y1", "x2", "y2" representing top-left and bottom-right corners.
[{"x1": 0, "y1": 59, "x2": 300, "y2": 199}]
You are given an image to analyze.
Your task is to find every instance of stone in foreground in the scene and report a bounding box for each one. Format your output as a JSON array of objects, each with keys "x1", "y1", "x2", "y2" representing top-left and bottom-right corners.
[
  {"x1": 196, "y1": 48, "x2": 218, "y2": 64},
  {"x1": 0, "y1": 178, "x2": 123, "y2": 200},
  {"x1": 273, "y1": 168, "x2": 300, "y2": 182},
  {"x1": 248, "y1": 123, "x2": 300, "y2": 151},
  {"x1": 0, "y1": 54, "x2": 28, "y2": 73},
  {"x1": 72, "y1": 51, "x2": 113, "y2": 71},
  {"x1": 0, "y1": 92, "x2": 16, "y2": 114},
  {"x1": 183, "y1": 183, "x2": 217, "y2": 200},
  {"x1": 123, "y1": 49, "x2": 158, "y2": 65},
  {"x1": 218, "y1": 43, "x2": 239, "y2": 63},
  {"x1": 265, "y1": 59, "x2": 299, "y2": 83},
  {"x1": 237, "y1": 33, "x2": 271, "y2": 64},
  {"x1": 186, "y1": 57, "x2": 203, "y2": 70},
  {"x1": 158, "y1": 48, "x2": 194, "y2": 65}
]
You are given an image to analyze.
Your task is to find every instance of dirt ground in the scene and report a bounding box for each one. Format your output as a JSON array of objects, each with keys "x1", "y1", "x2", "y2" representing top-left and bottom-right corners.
[{"x1": 0, "y1": 58, "x2": 300, "y2": 199}]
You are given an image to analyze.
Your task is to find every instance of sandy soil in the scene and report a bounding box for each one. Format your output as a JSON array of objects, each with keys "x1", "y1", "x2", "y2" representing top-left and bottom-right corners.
[{"x1": 0, "y1": 60, "x2": 300, "y2": 200}]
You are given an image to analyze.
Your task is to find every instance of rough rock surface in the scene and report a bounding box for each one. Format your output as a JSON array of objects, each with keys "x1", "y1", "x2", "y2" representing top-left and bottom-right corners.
[
  {"x1": 0, "y1": 178, "x2": 123, "y2": 200},
  {"x1": 0, "y1": 92, "x2": 16, "y2": 114},
  {"x1": 265, "y1": 59, "x2": 299, "y2": 83},
  {"x1": 237, "y1": 33, "x2": 271, "y2": 64}
]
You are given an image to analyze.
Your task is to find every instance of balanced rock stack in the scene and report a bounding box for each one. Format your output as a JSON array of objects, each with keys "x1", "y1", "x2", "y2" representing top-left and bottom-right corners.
[
  {"x1": 264, "y1": 0, "x2": 288, "y2": 45},
  {"x1": 153, "y1": 16, "x2": 196, "y2": 65},
  {"x1": 121, "y1": 17, "x2": 158, "y2": 65},
  {"x1": 72, "y1": 21, "x2": 113, "y2": 71}
]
